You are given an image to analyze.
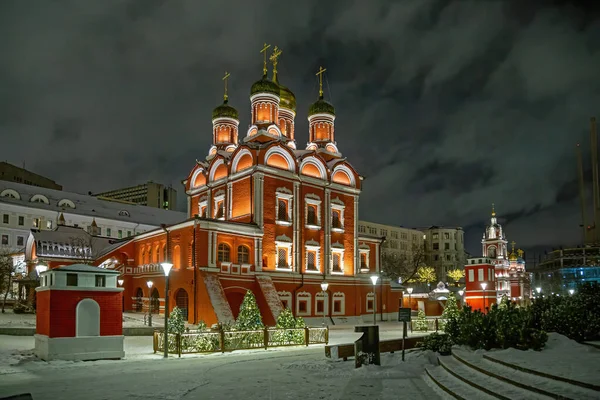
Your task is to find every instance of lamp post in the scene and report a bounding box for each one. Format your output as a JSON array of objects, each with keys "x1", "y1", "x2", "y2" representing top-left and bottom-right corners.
[
  {"x1": 535, "y1": 287, "x2": 542, "y2": 296},
  {"x1": 160, "y1": 262, "x2": 173, "y2": 359},
  {"x1": 568, "y1": 289, "x2": 575, "y2": 295},
  {"x1": 320, "y1": 281, "x2": 329, "y2": 326},
  {"x1": 118, "y1": 279, "x2": 124, "y2": 287},
  {"x1": 370, "y1": 275, "x2": 379, "y2": 325},
  {"x1": 118, "y1": 279, "x2": 125, "y2": 313},
  {"x1": 458, "y1": 290, "x2": 464, "y2": 307},
  {"x1": 146, "y1": 281, "x2": 153, "y2": 327},
  {"x1": 406, "y1": 287, "x2": 413, "y2": 309},
  {"x1": 481, "y1": 282, "x2": 487, "y2": 312}
]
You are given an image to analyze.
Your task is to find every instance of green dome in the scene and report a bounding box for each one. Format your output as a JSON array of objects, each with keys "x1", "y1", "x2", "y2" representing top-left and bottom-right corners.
[
  {"x1": 250, "y1": 76, "x2": 280, "y2": 97},
  {"x1": 308, "y1": 97, "x2": 335, "y2": 116},
  {"x1": 212, "y1": 100, "x2": 239, "y2": 120},
  {"x1": 279, "y1": 84, "x2": 296, "y2": 112}
]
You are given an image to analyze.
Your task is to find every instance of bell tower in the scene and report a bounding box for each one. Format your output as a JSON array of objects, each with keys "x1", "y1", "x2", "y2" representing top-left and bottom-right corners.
[
  {"x1": 211, "y1": 71, "x2": 239, "y2": 151},
  {"x1": 306, "y1": 66, "x2": 339, "y2": 155}
]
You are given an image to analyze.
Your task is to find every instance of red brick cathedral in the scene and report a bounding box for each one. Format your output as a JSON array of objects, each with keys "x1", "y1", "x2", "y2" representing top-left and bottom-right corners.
[{"x1": 27, "y1": 46, "x2": 400, "y2": 326}]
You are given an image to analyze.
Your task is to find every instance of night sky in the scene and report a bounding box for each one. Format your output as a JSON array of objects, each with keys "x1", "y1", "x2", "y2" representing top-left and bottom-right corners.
[{"x1": 1, "y1": 1, "x2": 599, "y2": 255}]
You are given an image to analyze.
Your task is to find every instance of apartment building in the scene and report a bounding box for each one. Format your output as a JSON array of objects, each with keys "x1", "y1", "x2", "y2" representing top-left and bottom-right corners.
[{"x1": 93, "y1": 181, "x2": 178, "y2": 210}]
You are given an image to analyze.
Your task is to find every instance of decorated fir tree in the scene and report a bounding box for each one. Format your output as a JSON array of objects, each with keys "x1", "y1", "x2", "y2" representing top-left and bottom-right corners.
[
  {"x1": 168, "y1": 306, "x2": 185, "y2": 335},
  {"x1": 441, "y1": 294, "x2": 460, "y2": 332},
  {"x1": 236, "y1": 290, "x2": 264, "y2": 331},
  {"x1": 275, "y1": 307, "x2": 304, "y2": 344},
  {"x1": 415, "y1": 309, "x2": 429, "y2": 331},
  {"x1": 276, "y1": 307, "x2": 297, "y2": 329}
]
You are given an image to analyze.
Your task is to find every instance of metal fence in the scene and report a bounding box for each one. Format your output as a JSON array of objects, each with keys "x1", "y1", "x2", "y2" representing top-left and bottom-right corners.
[
  {"x1": 153, "y1": 326, "x2": 329, "y2": 356},
  {"x1": 409, "y1": 318, "x2": 447, "y2": 332}
]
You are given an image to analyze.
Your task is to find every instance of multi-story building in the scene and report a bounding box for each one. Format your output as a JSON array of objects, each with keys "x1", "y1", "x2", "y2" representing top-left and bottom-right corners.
[
  {"x1": 94, "y1": 181, "x2": 178, "y2": 210},
  {"x1": 0, "y1": 180, "x2": 186, "y2": 253},
  {"x1": 358, "y1": 221, "x2": 423, "y2": 258},
  {"x1": 0, "y1": 162, "x2": 62, "y2": 190},
  {"x1": 531, "y1": 247, "x2": 600, "y2": 294},
  {"x1": 420, "y1": 226, "x2": 466, "y2": 281},
  {"x1": 24, "y1": 52, "x2": 400, "y2": 325}
]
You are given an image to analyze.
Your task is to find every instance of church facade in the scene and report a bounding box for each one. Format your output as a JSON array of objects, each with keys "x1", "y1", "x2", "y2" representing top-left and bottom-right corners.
[{"x1": 27, "y1": 47, "x2": 401, "y2": 326}]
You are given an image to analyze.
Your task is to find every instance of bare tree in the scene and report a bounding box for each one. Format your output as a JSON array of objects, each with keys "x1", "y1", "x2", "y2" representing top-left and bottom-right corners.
[
  {"x1": 380, "y1": 243, "x2": 428, "y2": 283},
  {"x1": 0, "y1": 250, "x2": 17, "y2": 313}
]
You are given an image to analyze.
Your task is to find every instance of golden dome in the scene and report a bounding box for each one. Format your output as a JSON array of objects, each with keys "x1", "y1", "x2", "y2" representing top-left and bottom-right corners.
[
  {"x1": 279, "y1": 84, "x2": 296, "y2": 112},
  {"x1": 509, "y1": 252, "x2": 518, "y2": 261}
]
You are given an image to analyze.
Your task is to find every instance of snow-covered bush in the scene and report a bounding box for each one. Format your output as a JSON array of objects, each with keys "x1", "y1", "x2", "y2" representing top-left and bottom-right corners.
[{"x1": 414, "y1": 309, "x2": 428, "y2": 331}]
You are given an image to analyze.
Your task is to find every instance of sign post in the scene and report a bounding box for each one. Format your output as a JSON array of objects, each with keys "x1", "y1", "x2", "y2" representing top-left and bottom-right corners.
[{"x1": 398, "y1": 307, "x2": 411, "y2": 361}]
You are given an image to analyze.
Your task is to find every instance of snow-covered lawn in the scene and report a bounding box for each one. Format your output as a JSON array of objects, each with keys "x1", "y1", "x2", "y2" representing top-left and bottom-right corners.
[{"x1": 484, "y1": 333, "x2": 600, "y2": 387}]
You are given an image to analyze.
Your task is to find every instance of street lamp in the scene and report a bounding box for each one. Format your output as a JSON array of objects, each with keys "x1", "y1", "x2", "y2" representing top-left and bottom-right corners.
[
  {"x1": 35, "y1": 264, "x2": 48, "y2": 276},
  {"x1": 320, "y1": 281, "x2": 329, "y2": 326},
  {"x1": 458, "y1": 289, "x2": 464, "y2": 307},
  {"x1": 118, "y1": 279, "x2": 124, "y2": 286},
  {"x1": 535, "y1": 287, "x2": 542, "y2": 295},
  {"x1": 481, "y1": 282, "x2": 487, "y2": 311},
  {"x1": 406, "y1": 287, "x2": 413, "y2": 309},
  {"x1": 147, "y1": 281, "x2": 153, "y2": 327},
  {"x1": 569, "y1": 289, "x2": 575, "y2": 295},
  {"x1": 160, "y1": 262, "x2": 173, "y2": 359},
  {"x1": 370, "y1": 275, "x2": 379, "y2": 325}
]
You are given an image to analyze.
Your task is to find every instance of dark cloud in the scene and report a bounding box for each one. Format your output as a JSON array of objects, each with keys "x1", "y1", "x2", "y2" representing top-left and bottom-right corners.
[{"x1": 1, "y1": 0, "x2": 599, "y2": 255}]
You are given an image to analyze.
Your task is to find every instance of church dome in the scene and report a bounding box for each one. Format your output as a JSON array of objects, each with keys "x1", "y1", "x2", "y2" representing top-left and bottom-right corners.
[
  {"x1": 279, "y1": 84, "x2": 296, "y2": 111},
  {"x1": 212, "y1": 100, "x2": 239, "y2": 120},
  {"x1": 250, "y1": 76, "x2": 280, "y2": 97},
  {"x1": 308, "y1": 97, "x2": 335, "y2": 117},
  {"x1": 509, "y1": 252, "x2": 518, "y2": 261}
]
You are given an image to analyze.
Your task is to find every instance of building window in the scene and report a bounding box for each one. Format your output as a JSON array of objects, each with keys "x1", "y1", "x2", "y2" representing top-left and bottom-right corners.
[
  {"x1": 127, "y1": 231, "x2": 132, "y2": 237},
  {"x1": 360, "y1": 251, "x2": 369, "y2": 270},
  {"x1": 446, "y1": 254, "x2": 451, "y2": 261},
  {"x1": 444, "y1": 232, "x2": 450, "y2": 239},
  {"x1": 391, "y1": 231, "x2": 398, "y2": 239},
  {"x1": 333, "y1": 300, "x2": 341, "y2": 313},
  {"x1": 332, "y1": 293, "x2": 345, "y2": 315},
  {"x1": 2, "y1": 214, "x2": 8, "y2": 224},
  {"x1": 358, "y1": 225, "x2": 366, "y2": 233},
  {"x1": 478, "y1": 268, "x2": 484, "y2": 281},
  {"x1": 305, "y1": 197, "x2": 322, "y2": 228},
  {"x1": 307, "y1": 205, "x2": 317, "y2": 225},
  {"x1": 366, "y1": 293, "x2": 375, "y2": 312},
  {"x1": 306, "y1": 250, "x2": 318, "y2": 271},
  {"x1": 118, "y1": 230, "x2": 123, "y2": 239},
  {"x1": 33, "y1": 218, "x2": 40, "y2": 228},
  {"x1": 217, "y1": 243, "x2": 230, "y2": 262},
  {"x1": 316, "y1": 299, "x2": 324, "y2": 314},
  {"x1": 332, "y1": 209, "x2": 342, "y2": 229},
  {"x1": 277, "y1": 247, "x2": 288, "y2": 268},
  {"x1": 368, "y1": 227, "x2": 377, "y2": 235},
  {"x1": 468, "y1": 269, "x2": 474, "y2": 282},
  {"x1": 16, "y1": 236, "x2": 24, "y2": 246},
  {"x1": 238, "y1": 245, "x2": 250, "y2": 264},
  {"x1": 380, "y1": 229, "x2": 387, "y2": 236},
  {"x1": 107, "y1": 228, "x2": 112, "y2": 237},
  {"x1": 296, "y1": 292, "x2": 311, "y2": 316},
  {"x1": 215, "y1": 200, "x2": 224, "y2": 219},
  {"x1": 432, "y1": 233, "x2": 439, "y2": 239},
  {"x1": 277, "y1": 199, "x2": 288, "y2": 221},
  {"x1": 46, "y1": 220, "x2": 53, "y2": 229},
  {"x1": 434, "y1": 255, "x2": 439, "y2": 261},
  {"x1": 66, "y1": 273, "x2": 78, "y2": 286},
  {"x1": 95, "y1": 275, "x2": 106, "y2": 287},
  {"x1": 332, "y1": 253, "x2": 342, "y2": 273},
  {"x1": 444, "y1": 242, "x2": 450, "y2": 250},
  {"x1": 281, "y1": 299, "x2": 288, "y2": 309},
  {"x1": 18, "y1": 216, "x2": 24, "y2": 226},
  {"x1": 298, "y1": 300, "x2": 307, "y2": 313},
  {"x1": 1, "y1": 235, "x2": 8, "y2": 245},
  {"x1": 433, "y1": 243, "x2": 439, "y2": 250}
]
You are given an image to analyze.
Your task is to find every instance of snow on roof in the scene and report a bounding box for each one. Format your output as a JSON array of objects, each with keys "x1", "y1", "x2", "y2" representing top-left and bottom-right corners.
[
  {"x1": 32, "y1": 225, "x2": 117, "y2": 259},
  {"x1": 0, "y1": 180, "x2": 186, "y2": 226},
  {"x1": 52, "y1": 263, "x2": 120, "y2": 274}
]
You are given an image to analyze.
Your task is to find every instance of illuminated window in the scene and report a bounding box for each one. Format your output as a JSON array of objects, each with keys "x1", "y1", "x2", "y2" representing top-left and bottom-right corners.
[
  {"x1": 277, "y1": 199, "x2": 289, "y2": 221},
  {"x1": 238, "y1": 245, "x2": 250, "y2": 264},
  {"x1": 278, "y1": 248, "x2": 288, "y2": 268},
  {"x1": 307, "y1": 205, "x2": 317, "y2": 225},
  {"x1": 332, "y1": 210, "x2": 341, "y2": 229},
  {"x1": 307, "y1": 250, "x2": 317, "y2": 271},
  {"x1": 218, "y1": 243, "x2": 230, "y2": 262}
]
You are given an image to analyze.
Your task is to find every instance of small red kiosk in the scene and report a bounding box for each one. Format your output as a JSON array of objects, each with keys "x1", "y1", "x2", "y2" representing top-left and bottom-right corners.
[
  {"x1": 35, "y1": 264, "x2": 124, "y2": 361},
  {"x1": 464, "y1": 257, "x2": 497, "y2": 312}
]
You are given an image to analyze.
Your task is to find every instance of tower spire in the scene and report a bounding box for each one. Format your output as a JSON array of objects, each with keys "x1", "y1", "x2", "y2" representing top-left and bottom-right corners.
[
  {"x1": 260, "y1": 43, "x2": 271, "y2": 77},
  {"x1": 491, "y1": 203, "x2": 496, "y2": 217},
  {"x1": 269, "y1": 46, "x2": 282, "y2": 82},
  {"x1": 316, "y1": 66, "x2": 327, "y2": 99},
  {"x1": 222, "y1": 71, "x2": 230, "y2": 102}
]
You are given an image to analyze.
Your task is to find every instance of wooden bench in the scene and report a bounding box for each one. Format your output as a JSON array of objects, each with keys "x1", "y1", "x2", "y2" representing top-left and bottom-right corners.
[{"x1": 325, "y1": 336, "x2": 422, "y2": 361}]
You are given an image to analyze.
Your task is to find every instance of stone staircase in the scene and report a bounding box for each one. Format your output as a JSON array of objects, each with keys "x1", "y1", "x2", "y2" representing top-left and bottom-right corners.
[
  {"x1": 203, "y1": 274, "x2": 235, "y2": 324},
  {"x1": 255, "y1": 274, "x2": 283, "y2": 321},
  {"x1": 425, "y1": 349, "x2": 600, "y2": 400}
]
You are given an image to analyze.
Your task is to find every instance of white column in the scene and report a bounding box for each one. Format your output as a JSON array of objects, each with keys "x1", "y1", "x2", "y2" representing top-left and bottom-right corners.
[
  {"x1": 254, "y1": 237, "x2": 259, "y2": 270},
  {"x1": 208, "y1": 230, "x2": 214, "y2": 268},
  {"x1": 354, "y1": 194, "x2": 359, "y2": 275},
  {"x1": 257, "y1": 239, "x2": 263, "y2": 271},
  {"x1": 227, "y1": 182, "x2": 233, "y2": 220},
  {"x1": 293, "y1": 181, "x2": 300, "y2": 272},
  {"x1": 206, "y1": 188, "x2": 213, "y2": 219},
  {"x1": 324, "y1": 188, "x2": 331, "y2": 275}
]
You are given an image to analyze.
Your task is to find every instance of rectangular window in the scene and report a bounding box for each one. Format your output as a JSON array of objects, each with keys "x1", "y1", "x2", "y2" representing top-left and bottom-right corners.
[
  {"x1": 360, "y1": 253, "x2": 368, "y2": 269},
  {"x1": 469, "y1": 269, "x2": 474, "y2": 282},
  {"x1": 432, "y1": 233, "x2": 439, "y2": 239},
  {"x1": 307, "y1": 251, "x2": 317, "y2": 270},
  {"x1": 277, "y1": 248, "x2": 288, "y2": 268},
  {"x1": 391, "y1": 231, "x2": 398, "y2": 239},
  {"x1": 107, "y1": 228, "x2": 112, "y2": 237},
  {"x1": 18, "y1": 216, "x2": 24, "y2": 226},
  {"x1": 434, "y1": 255, "x2": 439, "y2": 261},
  {"x1": 127, "y1": 231, "x2": 132, "y2": 237},
  {"x1": 118, "y1": 230, "x2": 123, "y2": 239},
  {"x1": 307, "y1": 205, "x2": 317, "y2": 225},
  {"x1": 16, "y1": 236, "x2": 24, "y2": 246},
  {"x1": 298, "y1": 300, "x2": 307, "y2": 313},
  {"x1": 316, "y1": 299, "x2": 324, "y2": 314},
  {"x1": 2, "y1": 214, "x2": 8, "y2": 224},
  {"x1": 367, "y1": 299, "x2": 374, "y2": 312},
  {"x1": 66, "y1": 273, "x2": 78, "y2": 286},
  {"x1": 277, "y1": 199, "x2": 289, "y2": 221},
  {"x1": 1, "y1": 235, "x2": 8, "y2": 245},
  {"x1": 281, "y1": 300, "x2": 288, "y2": 310},
  {"x1": 33, "y1": 218, "x2": 40, "y2": 228},
  {"x1": 332, "y1": 253, "x2": 341, "y2": 272},
  {"x1": 380, "y1": 229, "x2": 387, "y2": 236},
  {"x1": 46, "y1": 220, "x2": 53, "y2": 229},
  {"x1": 95, "y1": 275, "x2": 106, "y2": 287},
  {"x1": 433, "y1": 243, "x2": 439, "y2": 250},
  {"x1": 215, "y1": 201, "x2": 224, "y2": 219},
  {"x1": 446, "y1": 254, "x2": 451, "y2": 261},
  {"x1": 444, "y1": 242, "x2": 450, "y2": 250},
  {"x1": 478, "y1": 268, "x2": 484, "y2": 281},
  {"x1": 444, "y1": 232, "x2": 450, "y2": 239},
  {"x1": 332, "y1": 210, "x2": 342, "y2": 229},
  {"x1": 200, "y1": 206, "x2": 207, "y2": 218},
  {"x1": 358, "y1": 225, "x2": 366, "y2": 233},
  {"x1": 333, "y1": 300, "x2": 341, "y2": 313}
]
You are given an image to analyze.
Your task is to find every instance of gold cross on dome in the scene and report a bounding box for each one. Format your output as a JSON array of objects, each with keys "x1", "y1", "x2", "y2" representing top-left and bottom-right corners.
[
  {"x1": 510, "y1": 241, "x2": 516, "y2": 252},
  {"x1": 260, "y1": 43, "x2": 271, "y2": 76},
  {"x1": 222, "y1": 71, "x2": 230, "y2": 101},
  {"x1": 269, "y1": 46, "x2": 282, "y2": 80},
  {"x1": 316, "y1": 66, "x2": 327, "y2": 98}
]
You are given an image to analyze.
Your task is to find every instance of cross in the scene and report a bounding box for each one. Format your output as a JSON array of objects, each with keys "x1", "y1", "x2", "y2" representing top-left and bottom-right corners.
[
  {"x1": 269, "y1": 46, "x2": 282, "y2": 80},
  {"x1": 316, "y1": 66, "x2": 327, "y2": 98},
  {"x1": 222, "y1": 71, "x2": 230, "y2": 101},
  {"x1": 260, "y1": 43, "x2": 271, "y2": 76},
  {"x1": 511, "y1": 241, "x2": 516, "y2": 251},
  {"x1": 491, "y1": 202, "x2": 495, "y2": 216}
]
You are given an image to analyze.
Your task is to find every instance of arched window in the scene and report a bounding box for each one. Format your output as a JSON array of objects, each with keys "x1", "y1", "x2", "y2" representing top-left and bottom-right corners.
[
  {"x1": 163, "y1": 244, "x2": 167, "y2": 261},
  {"x1": 237, "y1": 245, "x2": 250, "y2": 264},
  {"x1": 173, "y1": 245, "x2": 181, "y2": 269},
  {"x1": 141, "y1": 247, "x2": 146, "y2": 264},
  {"x1": 155, "y1": 246, "x2": 160, "y2": 263},
  {"x1": 218, "y1": 243, "x2": 230, "y2": 262}
]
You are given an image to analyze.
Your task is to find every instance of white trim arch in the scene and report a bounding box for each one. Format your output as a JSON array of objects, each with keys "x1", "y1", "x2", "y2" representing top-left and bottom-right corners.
[
  {"x1": 266, "y1": 124, "x2": 283, "y2": 138},
  {"x1": 0, "y1": 189, "x2": 20, "y2": 200},
  {"x1": 264, "y1": 146, "x2": 295, "y2": 172},
  {"x1": 299, "y1": 157, "x2": 327, "y2": 180},
  {"x1": 191, "y1": 168, "x2": 206, "y2": 188},
  {"x1": 231, "y1": 149, "x2": 254, "y2": 174},
  {"x1": 58, "y1": 199, "x2": 76, "y2": 209},
  {"x1": 209, "y1": 159, "x2": 227, "y2": 182},
  {"x1": 30, "y1": 194, "x2": 49, "y2": 204},
  {"x1": 332, "y1": 165, "x2": 356, "y2": 187}
]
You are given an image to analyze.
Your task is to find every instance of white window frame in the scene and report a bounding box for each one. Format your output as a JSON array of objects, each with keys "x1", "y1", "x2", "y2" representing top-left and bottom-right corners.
[
  {"x1": 296, "y1": 292, "x2": 311, "y2": 317},
  {"x1": 213, "y1": 193, "x2": 225, "y2": 220},
  {"x1": 330, "y1": 201, "x2": 345, "y2": 233},
  {"x1": 468, "y1": 269, "x2": 474, "y2": 282},
  {"x1": 478, "y1": 268, "x2": 484, "y2": 282},
  {"x1": 359, "y1": 247, "x2": 370, "y2": 272},
  {"x1": 275, "y1": 189, "x2": 293, "y2": 226},
  {"x1": 278, "y1": 291, "x2": 292, "y2": 310},
  {"x1": 304, "y1": 195, "x2": 321, "y2": 229},
  {"x1": 305, "y1": 241, "x2": 321, "y2": 273},
  {"x1": 275, "y1": 240, "x2": 293, "y2": 271},
  {"x1": 198, "y1": 197, "x2": 208, "y2": 218},
  {"x1": 315, "y1": 292, "x2": 329, "y2": 316},
  {"x1": 331, "y1": 247, "x2": 344, "y2": 275},
  {"x1": 366, "y1": 292, "x2": 375, "y2": 312},
  {"x1": 332, "y1": 292, "x2": 345, "y2": 315}
]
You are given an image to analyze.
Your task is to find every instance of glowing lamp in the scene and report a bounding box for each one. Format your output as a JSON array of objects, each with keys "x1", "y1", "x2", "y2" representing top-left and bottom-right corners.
[
  {"x1": 370, "y1": 275, "x2": 379, "y2": 286},
  {"x1": 118, "y1": 279, "x2": 124, "y2": 286},
  {"x1": 406, "y1": 287, "x2": 413, "y2": 294},
  {"x1": 481, "y1": 283, "x2": 487, "y2": 291},
  {"x1": 161, "y1": 262, "x2": 173, "y2": 276},
  {"x1": 320, "y1": 281, "x2": 329, "y2": 292},
  {"x1": 147, "y1": 281, "x2": 153, "y2": 289}
]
